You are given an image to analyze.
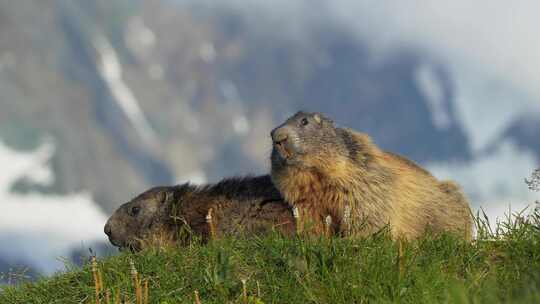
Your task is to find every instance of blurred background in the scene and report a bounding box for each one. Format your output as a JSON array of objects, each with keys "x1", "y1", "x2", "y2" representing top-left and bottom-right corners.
[{"x1": 1, "y1": 0, "x2": 539, "y2": 281}]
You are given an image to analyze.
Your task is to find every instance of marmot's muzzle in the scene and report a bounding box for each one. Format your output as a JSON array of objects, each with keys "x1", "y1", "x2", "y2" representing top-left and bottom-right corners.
[{"x1": 271, "y1": 126, "x2": 295, "y2": 159}]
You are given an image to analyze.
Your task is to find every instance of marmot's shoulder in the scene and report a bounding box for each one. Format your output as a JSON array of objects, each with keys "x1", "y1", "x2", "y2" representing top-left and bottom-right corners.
[
  {"x1": 339, "y1": 128, "x2": 432, "y2": 177},
  {"x1": 382, "y1": 151, "x2": 432, "y2": 177},
  {"x1": 438, "y1": 180, "x2": 467, "y2": 201},
  {"x1": 336, "y1": 128, "x2": 380, "y2": 166}
]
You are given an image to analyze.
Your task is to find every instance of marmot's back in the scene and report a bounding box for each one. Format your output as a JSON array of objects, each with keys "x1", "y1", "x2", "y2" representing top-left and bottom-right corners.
[
  {"x1": 375, "y1": 149, "x2": 472, "y2": 239},
  {"x1": 436, "y1": 181, "x2": 473, "y2": 240},
  {"x1": 174, "y1": 175, "x2": 295, "y2": 239},
  {"x1": 104, "y1": 175, "x2": 295, "y2": 250}
]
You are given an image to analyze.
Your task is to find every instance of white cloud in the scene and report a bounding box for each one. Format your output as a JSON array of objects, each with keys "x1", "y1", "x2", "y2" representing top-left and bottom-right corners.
[
  {"x1": 176, "y1": 170, "x2": 207, "y2": 185},
  {"x1": 233, "y1": 115, "x2": 249, "y2": 135},
  {"x1": 428, "y1": 140, "x2": 540, "y2": 225}
]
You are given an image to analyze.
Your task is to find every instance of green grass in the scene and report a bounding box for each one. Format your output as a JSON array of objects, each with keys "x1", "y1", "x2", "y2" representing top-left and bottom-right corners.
[{"x1": 2, "y1": 211, "x2": 540, "y2": 304}]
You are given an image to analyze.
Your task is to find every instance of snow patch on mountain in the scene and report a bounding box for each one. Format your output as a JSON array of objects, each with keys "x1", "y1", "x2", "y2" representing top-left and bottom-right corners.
[
  {"x1": 94, "y1": 35, "x2": 158, "y2": 146},
  {"x1": 0, "y1": 139, "x2": 108, "y2": 275},
  {"x1": 414, "y1": 64, "x2": 452, "y2": 130}
]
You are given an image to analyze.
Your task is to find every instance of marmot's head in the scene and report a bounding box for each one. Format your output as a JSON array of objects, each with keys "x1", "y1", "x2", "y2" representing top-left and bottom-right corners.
[
  {"x1": 271, "y1": 111, "x2": 340, "y2": 170},
  {"x1": 104, "y1": 186, "x2": 176, "y2": 251}
]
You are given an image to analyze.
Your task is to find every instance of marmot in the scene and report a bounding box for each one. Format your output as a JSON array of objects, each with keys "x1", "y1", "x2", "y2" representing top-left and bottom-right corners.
[
  {"x1": 104, "y1": 175, "x2": 295, "y2": 251},
  {"x1": 270, "y1": 111, "x2": 472, "y2": 240}
]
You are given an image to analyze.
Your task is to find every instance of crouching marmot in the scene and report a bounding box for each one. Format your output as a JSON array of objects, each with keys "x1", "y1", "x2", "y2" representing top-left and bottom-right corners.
[
  {"x1": 104, "y1": 175, "x2": 295, "y2": 251},
  {"x1": 270, "y1": 111, "x2": 472, "y2": 240}
]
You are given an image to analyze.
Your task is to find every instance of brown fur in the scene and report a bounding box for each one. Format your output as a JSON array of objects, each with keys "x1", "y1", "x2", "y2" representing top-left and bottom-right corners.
[
  {"x1": 104, "y1": 175, "x2": 295, "y2": 251},
  {"x1": 270, "y1": 112, "x2": 473, "y2": 240}
]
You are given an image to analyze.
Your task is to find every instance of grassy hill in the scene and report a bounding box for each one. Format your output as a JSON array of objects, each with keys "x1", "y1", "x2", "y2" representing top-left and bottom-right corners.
[{"x1": 1, "y1": 211, "x2": 540, "y2": 304}]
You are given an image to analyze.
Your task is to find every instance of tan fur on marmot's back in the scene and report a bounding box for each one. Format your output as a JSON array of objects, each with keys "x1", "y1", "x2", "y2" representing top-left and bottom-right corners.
[{"x1": 270, "y1": 112, "x2": 472, "y2": 240}]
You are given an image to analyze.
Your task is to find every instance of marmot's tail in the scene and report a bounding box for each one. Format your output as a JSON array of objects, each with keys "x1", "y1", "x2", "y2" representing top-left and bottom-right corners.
[
  {"x1": 439, "y1": 180, "x2": 470, "y2": 206},
  {"x1": 440, "y1": 180, "x2": 473, "y2": 240},
  {"x1": 439, "y1": 180, "x2": 463, "y2": 195}
]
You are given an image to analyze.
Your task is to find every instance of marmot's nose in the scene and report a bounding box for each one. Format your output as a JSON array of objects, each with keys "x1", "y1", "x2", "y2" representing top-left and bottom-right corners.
[
  {"x1": 104, "y1": 222, "x2": 112, "y2": 237},
  {"x1": 271, "y1": 127, "x2": 289, "y2": 144}
]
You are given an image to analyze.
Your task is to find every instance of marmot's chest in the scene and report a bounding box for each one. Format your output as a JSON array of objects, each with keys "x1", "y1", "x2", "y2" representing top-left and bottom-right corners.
[
  {"x1": 280, "y1": 169, "x2": 392, "y2": 211},
  {"x1": 282, "y1": 174, "x2": 353, "y2": 208}
]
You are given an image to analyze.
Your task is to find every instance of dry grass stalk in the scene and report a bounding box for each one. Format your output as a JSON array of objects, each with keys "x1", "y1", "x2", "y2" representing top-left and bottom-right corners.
[
  {"x1": 113, "y1": 290, "x2": 121, "y2": 304},
  {"x1": 343, "y1": 205, "x2": 351, "y2": 235},
  {"x1": 256, "y1": 280, "x2": 261, "y2": 298},
  {"x1": 105, "y1": 290, "x2": 111, "y2": 304},
  {"x1": 206, "y1": 208, "x2": 217, "y2": 240},
  {"x1": 143, "y1": 279, "x2": 149, "y2": 304},
  {"x1": 325, "y1": 215, "x2": 333, "y2": 237},
  {"x1": 194, "y1": 290, "x2": 202, "y2": 304},
  {"x1": 397, "y1": 238, "x2": 405, "y2": 278},
  {"x1": 241, "y1": 278, "x2": 248, "y2": 304},
  {"x1": 98, "y1": 269, "x2": 104, "y2": 293},
  {"x1": 129, "y1": 259, "x2": 143, "y2": 304},
  {"x1": 292, "y1": 207, "x2": 301, "y2": 234},
  {"x1": 91, "y1": 256, "x2": 101, "y2": 304}
]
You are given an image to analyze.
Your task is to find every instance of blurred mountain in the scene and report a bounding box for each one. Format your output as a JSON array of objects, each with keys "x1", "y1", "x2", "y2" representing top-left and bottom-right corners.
[
  {"x1": 500, "y1": 115, "x2": 540, "y2": 158},
  {"x1": 0, "y1": 0, "x2": 478, "y2": 212}
]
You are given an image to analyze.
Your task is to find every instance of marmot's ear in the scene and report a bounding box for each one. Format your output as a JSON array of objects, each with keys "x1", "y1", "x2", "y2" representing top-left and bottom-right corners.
[
  {"x1": 156, "y1": 189, "x2": 174, "y2": 204},
  {"x1": 156, "y1": 191, "x2": 166, "y2": 204},
  {"x1": 313, "y1": 113, "x2": 322, "y2": 124},
  {"x1": 157, "y1": 191, "x2": 174, "y2": 215},
  {"x1": 164, "y1": 191, "x2": 175, "y2": 204},
  {"x1": 314, "y1": 112, "x2": 333, "y2": 125}
]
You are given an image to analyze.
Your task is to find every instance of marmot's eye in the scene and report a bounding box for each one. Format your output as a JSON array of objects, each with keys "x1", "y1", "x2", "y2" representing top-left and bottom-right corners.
[
  {"x1": 301, "y1": 118, "x2": 309, "y2": 126},
  {"x1": 131, "y1": 206, "x2": 141, "y2": 216}
]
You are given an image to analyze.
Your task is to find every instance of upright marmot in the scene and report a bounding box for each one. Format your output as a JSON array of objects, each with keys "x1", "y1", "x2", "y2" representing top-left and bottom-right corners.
[
  {"x1": 104, "y1": 175, "x2": 295, "y2": 251},
  {"x1": 270, "y1": 111, "x2": 472, "y2": 240}
]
